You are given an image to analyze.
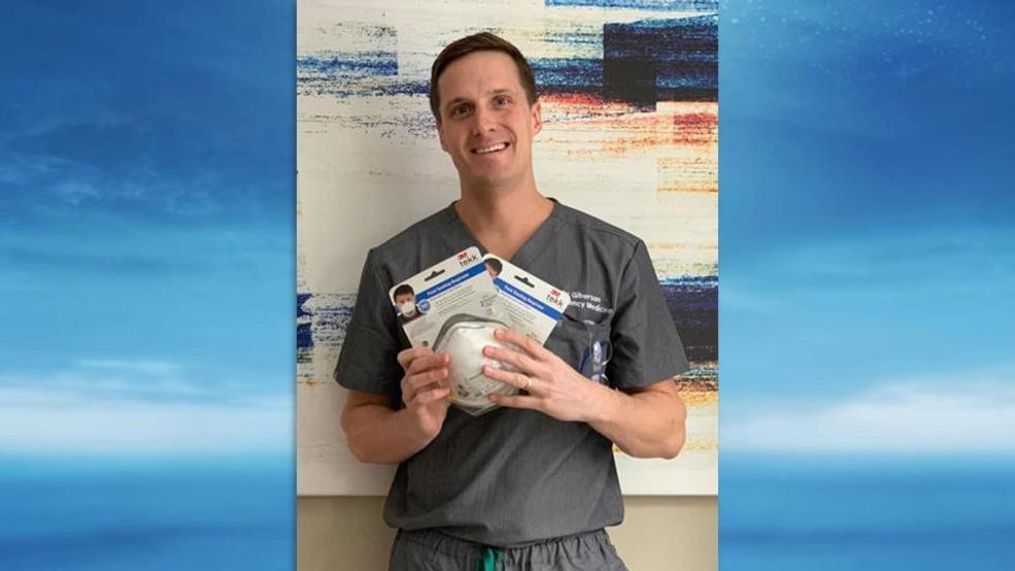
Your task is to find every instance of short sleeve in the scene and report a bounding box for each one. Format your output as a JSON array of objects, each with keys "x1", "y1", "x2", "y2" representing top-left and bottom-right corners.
[
  {"x1": 333, "y1": 249, "x2": 405, "y2": 398},
  {"x1": 608, "y1": 240, "x2": 690, "y2": 388}
]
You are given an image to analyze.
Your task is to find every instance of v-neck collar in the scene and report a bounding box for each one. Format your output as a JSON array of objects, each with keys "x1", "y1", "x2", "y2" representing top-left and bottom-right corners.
[{"x1": 447, "y1": 198, "x2": 562, "y2": 268}]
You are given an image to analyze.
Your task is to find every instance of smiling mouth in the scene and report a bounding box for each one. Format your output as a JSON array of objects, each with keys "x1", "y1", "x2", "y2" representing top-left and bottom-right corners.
[{"x1": 472, "y1": 142, "x2": 509, "y2": 155}]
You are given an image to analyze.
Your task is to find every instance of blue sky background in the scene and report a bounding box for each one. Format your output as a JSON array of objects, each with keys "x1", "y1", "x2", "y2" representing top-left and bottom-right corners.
[
  {"x1": 1, "y1": 0, "x2": 293, "y2": 456},
  {"x1": 1, "y1": 2, "x2": 295, "y2": 566},
  {"x1": 721, "y1": 0, "x2": 1015, "y2": 453},
  {"x1": 719, "y1": 1, "x2": 1015, "y2": 567},
  {"x1": 1, "y1": 0, "x2": 1014, "y2": 569}
]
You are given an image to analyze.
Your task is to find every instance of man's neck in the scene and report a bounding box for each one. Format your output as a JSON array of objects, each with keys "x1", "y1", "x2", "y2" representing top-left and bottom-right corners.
[{"x1": 454, "y1": 181, "x2": 554, "y2": 261}]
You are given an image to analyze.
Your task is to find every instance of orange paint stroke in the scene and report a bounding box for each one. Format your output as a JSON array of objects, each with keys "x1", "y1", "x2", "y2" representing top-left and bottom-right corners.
[{"x1": 541, "y1": 96, "x2": 718, "y2": 155}]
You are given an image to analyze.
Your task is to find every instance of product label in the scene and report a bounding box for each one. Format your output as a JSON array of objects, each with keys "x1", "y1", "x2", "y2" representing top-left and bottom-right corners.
[
  {"x1": 388, "y1": 247, "x2": 500, "y2": 349},
  {"x1": 483, "y1": 254, "x2": 571, "y2": 345}
]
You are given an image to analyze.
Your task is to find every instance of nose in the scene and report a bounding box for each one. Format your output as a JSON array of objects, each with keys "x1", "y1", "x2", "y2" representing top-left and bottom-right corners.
[{"x1": 471, "y1": 106, "x2": 496, "y2": 136}]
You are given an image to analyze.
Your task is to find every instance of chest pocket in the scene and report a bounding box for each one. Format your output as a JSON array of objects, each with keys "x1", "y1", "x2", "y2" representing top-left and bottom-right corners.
[{"x1": 546, "y1": 311, "x2": 613, "y2": 385}]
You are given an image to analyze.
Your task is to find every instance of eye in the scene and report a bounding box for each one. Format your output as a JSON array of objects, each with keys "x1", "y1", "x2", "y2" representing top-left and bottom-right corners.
[
  {"x1": 449, "y1": 103, "x2": 471, "y2": 119},
  {"x1": 493, "y1": 95, "x2": 511, "y2": 107}
]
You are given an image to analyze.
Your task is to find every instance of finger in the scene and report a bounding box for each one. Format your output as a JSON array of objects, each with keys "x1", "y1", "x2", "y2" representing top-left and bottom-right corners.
[
  {"x1": 488, "y1": 393, "x2": 542, "y2": 410},
  {"x1": 494, "y1": 328, "x2": 548, "y2": 358},
  {"x1": 401, "y1": 348, "x2": 436, "y2": 374},
  {"x1": 401, "y1": 363, "x2": 446, "y2": 405},
  {"x1": 406, "y1": 351, "x2": 450, "y2": 376},
  {"x1": 411, "y1": 385, "x2": 451, "y2": 406},
  {"x1": 483, "y1": 345, "x2": 541, "y2": 375},
  {"x1": 397, "y1": 346, "x2": 431, "y2": 371},
  {"x1": 482, "y1": 365, "x2": 536, "y2": 393},
  {"x1": 405, "y1": 367, "x2": 449, "y2": 394}
]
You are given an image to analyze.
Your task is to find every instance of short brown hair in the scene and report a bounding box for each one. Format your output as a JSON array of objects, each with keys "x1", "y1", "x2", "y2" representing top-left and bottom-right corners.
[{"x1": 429, "y1": 32, "x2": 538, "y2": 122}]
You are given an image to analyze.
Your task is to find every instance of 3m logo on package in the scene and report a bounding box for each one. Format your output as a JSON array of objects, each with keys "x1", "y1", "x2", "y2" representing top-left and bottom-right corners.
[{"x1": 388, "y1": 247, "x2": 500, "y2": 349}]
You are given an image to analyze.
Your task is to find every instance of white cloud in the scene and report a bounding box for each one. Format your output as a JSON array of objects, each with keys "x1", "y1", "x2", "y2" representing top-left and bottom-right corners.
[
  {"x1": 0, "y1": 391, "x2": 290, "y2": 455},
  {"x1": 76, "y1": 358, "x2": 183, "y2": 376},
  {"x1": 0, "y1": 360, "x2": 291, "y2": 455},
  {"x1": 724, "y1": 378, "x2": 1015, "y2": 453},
  {"x1": 3, "y1": 359, "x2": 211, "y2": 401}
]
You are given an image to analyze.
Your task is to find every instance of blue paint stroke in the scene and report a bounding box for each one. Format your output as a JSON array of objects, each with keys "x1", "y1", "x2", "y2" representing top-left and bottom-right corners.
[
  {"x1": 661, "y1": 275, "x2": 717, "y2": 362},
  {"x1": 297, "y1": 51, "x2": 397, "y2": 82},
  {"x1": 295, "y1": 293, "x2": 356, "y2": 364},
  {"x1": 533, "y1": 58, "x2": 603, "y2": 94},
  {"x1": 296, "y1": 293, "x2": 313, "y2": 360},
  {"x1": 298, "y1": 281, "x2": 715, "y2": 364},
  {"x1": 604, "y1": 16, "x2": 718, "y2": 104},
  {"x1": 302, "y1": 58, "x2": 603, "y2": 98},
  {"x1": 298, "y1": 17, "x2": 716, "y2": 110}
]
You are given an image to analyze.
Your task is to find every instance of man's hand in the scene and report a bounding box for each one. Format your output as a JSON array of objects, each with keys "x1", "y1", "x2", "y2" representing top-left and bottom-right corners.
[
  {"x1": 341, "y1": 347, "x2": 453, "y2": 465},
  {"x1": 484, "y1": 328, "x2": 614, "y2": 423},
  {"x1": 483, "y1": 328, "x2": 686, "y2": 458},
  {"x1": 397, "y1": 346, "x2": 452, "y2": 440}
]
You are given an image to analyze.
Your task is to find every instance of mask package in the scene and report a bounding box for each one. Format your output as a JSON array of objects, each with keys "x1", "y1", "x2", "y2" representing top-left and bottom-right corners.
[
  {"x1": 389, "y1": 247, "x2": 517, "y2": 416},
  {"x1": 482, "y1": 254, "x2": 571, "y2": 345},
  {"x1": 388, "y1": 248, "x2": 570, "y2": 416}
]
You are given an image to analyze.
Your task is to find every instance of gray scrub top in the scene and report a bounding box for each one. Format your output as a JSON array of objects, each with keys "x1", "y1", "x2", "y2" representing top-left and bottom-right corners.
[{"x1": 334, "y1": 200, "x2": 689, "y2": 547}]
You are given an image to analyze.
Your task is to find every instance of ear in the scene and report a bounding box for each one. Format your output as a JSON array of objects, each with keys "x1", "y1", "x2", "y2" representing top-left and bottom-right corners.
[{"x1": 530, "y1": 101, "x2": 543, "y2": 136}]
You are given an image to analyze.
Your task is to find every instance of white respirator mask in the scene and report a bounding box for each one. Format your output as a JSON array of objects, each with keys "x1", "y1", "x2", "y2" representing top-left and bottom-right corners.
[
  {"x1": 432, "y1": 314, "x2": 519, "y2": 415},
  {"x1": 398, "y1": 302, "x2": 417, "y2": 318}
]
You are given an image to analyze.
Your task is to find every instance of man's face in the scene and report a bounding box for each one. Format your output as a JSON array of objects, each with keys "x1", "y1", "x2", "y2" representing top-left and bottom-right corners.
[
  {"x1": 435, "y1": 51, "x2": 542, "y2": 191},
  {"x1": 485, "y1": 263, "x2": 498, "y2": 279},
  {"x1": 394, "y1": 293, "x2": 416, "y2": 316}
]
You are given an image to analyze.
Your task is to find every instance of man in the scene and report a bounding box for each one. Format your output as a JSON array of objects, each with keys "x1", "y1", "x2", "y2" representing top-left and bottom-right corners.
[
  {"x1": 334, "y1": 32, "x2": 689, "y2": 570},
  {"x1": 484, "y1": 257, "x2": 503, "y2": 279},
  {"x1": 392, "y1": 283, "x2": 421, "y2": 324}
]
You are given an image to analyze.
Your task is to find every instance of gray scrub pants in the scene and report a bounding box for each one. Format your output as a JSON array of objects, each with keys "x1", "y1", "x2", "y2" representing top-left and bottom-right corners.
[{"x1": 389, "y1": 528, "x2": 629, "y2": 571}]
